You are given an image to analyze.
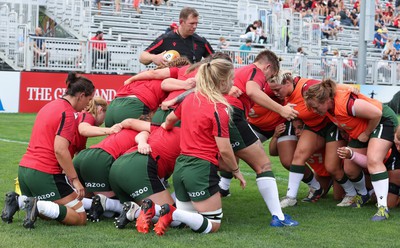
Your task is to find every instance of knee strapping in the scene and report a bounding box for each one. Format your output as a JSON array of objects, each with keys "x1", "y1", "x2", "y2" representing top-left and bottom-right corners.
[
  {"x1": 65, "y1": 199, "x2": 85, "y2": 213},
  {"x1": 200, "y1": 209, "x2": 223, "y2": 224}
]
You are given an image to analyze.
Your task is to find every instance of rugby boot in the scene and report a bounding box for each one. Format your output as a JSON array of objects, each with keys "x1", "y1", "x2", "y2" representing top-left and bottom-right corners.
[
  {"x1": 114, "y1": 201, "x2": 140, "y2": 229},
  {"x1": 136, "y1": 198, "x2": 156, "y2": 233},
  {"x1": 1, "y1": 191, "x2": 19, "y2": 223},
  {"x1": 154, "y1": 204, "x2": 176, "y2": 236},
  {"x1": 88, "y1": 194, "x2": 106, "y2": 222},
  {"x1": 23, "y1": 197, "x2": 39, "y2": 229}
]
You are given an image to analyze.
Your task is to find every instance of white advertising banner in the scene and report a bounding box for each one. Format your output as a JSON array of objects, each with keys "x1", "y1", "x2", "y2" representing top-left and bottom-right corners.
[{"x1": 0, "y1": 71, "x2": 20, "y2": 113}]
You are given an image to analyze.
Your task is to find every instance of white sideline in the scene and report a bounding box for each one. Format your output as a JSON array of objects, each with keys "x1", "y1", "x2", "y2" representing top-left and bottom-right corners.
[{"x1": 0, "y1": 138, "x2": 28, "y2": 145}]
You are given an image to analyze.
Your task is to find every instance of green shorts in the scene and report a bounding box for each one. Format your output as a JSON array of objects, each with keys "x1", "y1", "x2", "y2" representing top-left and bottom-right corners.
[
  {"x1": 173, "y1": 155, "x2": 220, "y2": 202},
  {"x1": 18, "y1": 166, "x2": 74, "y2": 201},
  {"x1": 304, "y1": 121, "x2": 343, "y2": 143},
  {"x1": 349, "y1": 105, "x2": 398, "y2": 147},
  {"x1": 109, "y1": 152, "x2": 165, "y2": 203},
  {"x1": 105, "y1": 97, "x2": 150, "y2": 127},
  {"x1": 370, "y1": 105, "x2": 398, "y2": 141},
  {"x1": 348, "y1": 139, "x2": 368, "y2": 148},
  {"x1": 73, "y1": 148, "x2": 114, "y2": 192},
  {"x1": 152, "y1": 107, "x2": 181, "y2": 127},
  {"x1": 229, "y1": 107, "x2": 259, "y2": 151}
]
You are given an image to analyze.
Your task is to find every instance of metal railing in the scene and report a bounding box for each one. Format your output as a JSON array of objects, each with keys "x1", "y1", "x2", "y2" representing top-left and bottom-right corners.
[
  {"x1": 3, "y1": 34, "x2": 399, "y2": 85},
  {"x1": 218, "y1": 49, "x2": 399, "y2": 85},
  {"x1": 25, "y1": 36, "x2": 147, "y2": 73}
]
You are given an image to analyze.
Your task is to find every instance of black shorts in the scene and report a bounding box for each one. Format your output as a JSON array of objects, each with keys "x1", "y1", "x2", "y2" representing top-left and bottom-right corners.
[
  {"x1": 229, "y1": 107, "x2": 259, "y2": 151},
  {"x1": 249, "y1": 124, "x2": 274, "y2": 143},
  {"x1": 385, "y1": 145, "x2": 400, "y2": 171}
]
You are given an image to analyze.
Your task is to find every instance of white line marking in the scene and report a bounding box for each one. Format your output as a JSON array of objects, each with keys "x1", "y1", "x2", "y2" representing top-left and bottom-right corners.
[{"x1": 0, "y1": 138, "x2": 28, "y2": 145}]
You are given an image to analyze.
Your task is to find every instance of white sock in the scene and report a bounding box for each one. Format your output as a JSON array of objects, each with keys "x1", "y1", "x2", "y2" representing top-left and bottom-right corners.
[
  {"x1": 256, "y1": 177, "x2": 284, "y2": 220},
  {"x1": 18, "y1": 195, "x2": 28, "y2": 210},
  {"x1": 105, "y1": 198, "x2": 123, "y2": 214},
  {"x1": 37, "y1": 200, "x2": 60, "y2": 219},
  {"x1": 170, "y1": 192, "x2": 176, "y2": 203},
  {"x1": 287, "y1": 172, "x2": 303, "y2": 198},
  {"x1": 219, "y1": 177, "x2": 232, "y2": 191},
  {"x1": 307, "y1": 176, "x2": 321, "y2": 191},
  {"x1": 372, "y1": 178, "x2": 388, "y2": 208},
  {"x1": 351, "y1": 173, "x2": 368, "y2": 196},
  {"x1": 339, "y1": 178, "x2": 357, "y2": 196},
  {"x1": 172, "y1": 209, "x2": 212, "y2": 233},
  {"x1": 82, "y1": 198, "x2": 92, "y2": 210}
]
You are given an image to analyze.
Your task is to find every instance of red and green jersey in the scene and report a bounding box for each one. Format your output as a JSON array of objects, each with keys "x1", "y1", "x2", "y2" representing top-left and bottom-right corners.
[
  {"x1": 91, "y1": 129, "x2": 139, "y2": 159},
  {"x1": 228, "y1": 64, "x2": 266, "y2": 114},
  {"x1": 147, "y1": 126, "x2": 181, "y2": 179},
  {"x1": 175, "y1": 93, "x2": 230, "y2": 165},
  {"x1": 71, "y1": 111, "x2": 96, "y2": 155},
  {"x1": 163, "y1": 65, "x2": 198, "y2": 105},
  {"x1": 248, "y1": 83, "x2": 286, "y2": 131},
  {"x1": 20, "y1": 98, "x2": 78, "y2": 174}
]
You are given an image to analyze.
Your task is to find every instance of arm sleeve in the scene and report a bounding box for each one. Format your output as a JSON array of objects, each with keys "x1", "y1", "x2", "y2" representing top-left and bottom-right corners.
[
  {"x1": 169, "y1": 67, "x2": 179, "y2": 79},
  {"x1": 145, "y1": 35, "x2": 166, "y2": 54}
]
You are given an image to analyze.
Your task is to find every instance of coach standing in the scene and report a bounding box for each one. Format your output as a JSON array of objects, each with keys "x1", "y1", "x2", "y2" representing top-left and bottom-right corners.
[{"x1": 139, "y1": 7, "x2": 214, "y2": 66}]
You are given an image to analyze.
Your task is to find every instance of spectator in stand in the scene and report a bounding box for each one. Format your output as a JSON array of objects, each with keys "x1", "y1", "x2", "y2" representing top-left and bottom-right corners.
[
  {"x1": 321, "y1": 47, "x2": 331, "y2": 77},
  {"x1": 317, "y1": 0, "x2": 328, "y2": 16},
  {"x1": 293, "y1": 47, "x2": 304, "y2": 73},
  {"x1": 375, "y1": 14, "x2": 385, "y2": 31},
  {"x1": 329, "y1": 0, "x2": 340, "y2": 14},
  {"x1": 394, "y1": 38, "x2": 400, "y2": 52},
  {"x1": 382, "y1": 6, "x2": 394, "y2": 26},
  {"x1": 95, "y1": 0, "x2": 101, "y2": 15},
  {"x1": 329, "y1": 49, "x2": 340, "y2": 78},
  {"x1": 321, "y1": 19, "x2": 334, "y2": 40},
  {"x1": 326, "y1": 10, "x2": 336, "y2": 21},
  {"x1": 133, "y1": 0, "x2": 143, "y2": 14},
  {"x1": 272, "y1": 0, "x2": 283, "y2": 19},
  {"x1": 392, "y1": 13, "x2": 400, "y2": 28},
  {"x1": 283, "y1": 0, "x2": 291, "y2": 9},
  {"x1": 164, "y1": 22, "x2": 178, "y2": 34},
  {"x1": 374, "y1": 29, "x2": 384, "y2": 49},
  {"x1": 217, "y1": 37, "x2": 230, "y2": 50},
  {"x1": 256, "y1": 20, "x2": 268, "y2": 44},
  {"x1": 32, "y1": 27, "x2": 49, "y2": 67},
  {"x1": 353, "y1": 0, "x2": 360, "y2": 12},
  {"x1": 293, "y1": 0, "x2": 302, "y2": 12},
  {"x1": 139, "y1": 7, "x2": 214, "y2": 65},
  {"x1": 343, "y1": 52, "x2": 356, "y2": 81},
  {"x1": 243, "y1": 20, "x2": 259, "y2": 43},
  {"x1": 339, "y1": 7, "x2": 352, "y2": 26},
  {"x1": 91, "y1": 31, "x2": 109, "y2": 70},
  {"x1": 115, "y1": 0, "x2": 121, "y2": 14},
  {"x1": 349, "y1": 8, "x2": 359, "y2": 26},
  {"x1": 383, "y1": 38, "x2": 398, "y2": 59},
  {"x1": 304, "y1": 0, "x2": 313, "y2": 10},
  {"x1": 238, "y1": 39, "x2": 252, "y2": 64}
]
